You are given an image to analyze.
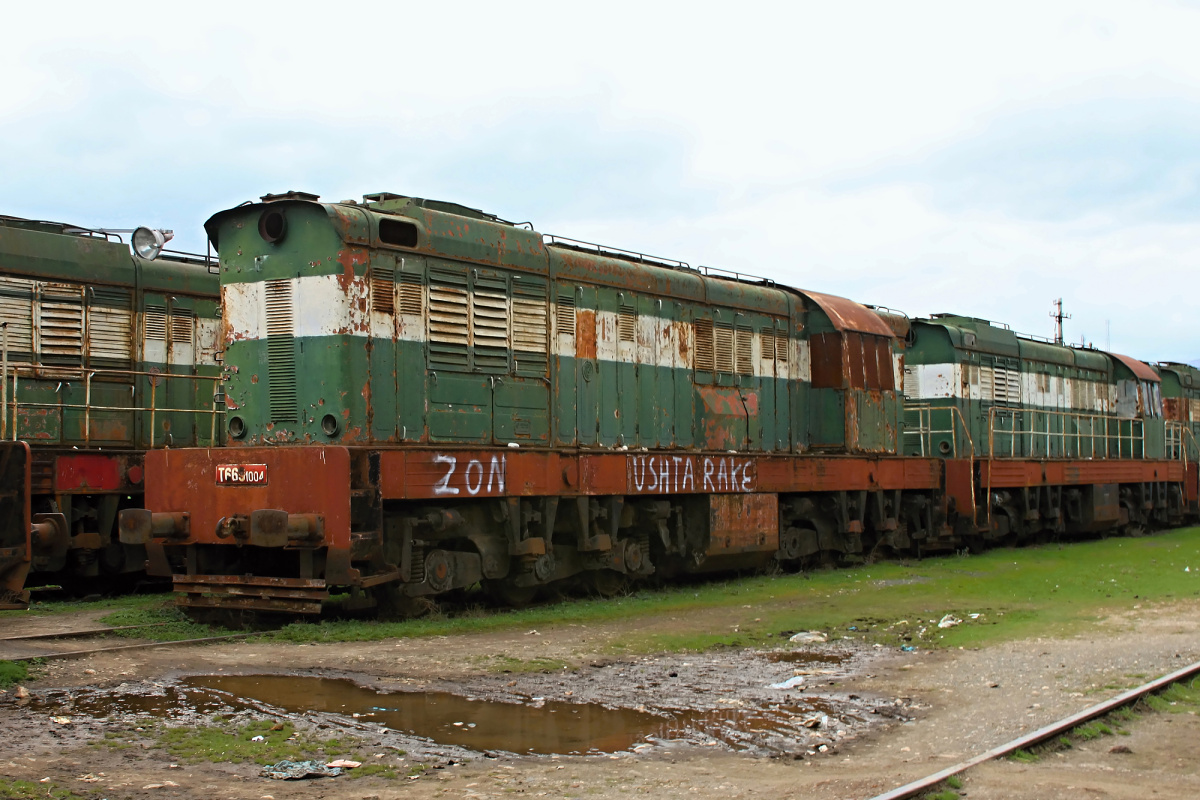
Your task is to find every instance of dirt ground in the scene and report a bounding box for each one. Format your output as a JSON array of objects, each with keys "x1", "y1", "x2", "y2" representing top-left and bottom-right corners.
[{"x1": 2, "y1": 598, "x2": 1199, "y2": 800}]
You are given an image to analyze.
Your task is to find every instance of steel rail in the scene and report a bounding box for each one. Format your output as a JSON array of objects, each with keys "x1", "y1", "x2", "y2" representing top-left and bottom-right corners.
[
  {"x1": 3, "y1": 632, "x2": 262, "y2": 660},
  {"x1": 0, "y1": 622, "x2": 172, "y2": 642},
  {"x1": 865, "y1": 658, "x2": 1200, "y2": 800}
]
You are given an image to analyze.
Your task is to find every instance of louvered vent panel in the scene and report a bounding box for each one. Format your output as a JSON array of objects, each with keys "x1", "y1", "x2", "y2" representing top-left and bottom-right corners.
[
  {"x1": 398, "y1": 273, "x2": 423, "y2": 315},
  {"x1": 39, "y1": 284, "x2": 84, "y2": 365},
  {"x1": 979, "y1": 366, "x2": 994, "y2": 402},
  {"x1": 0, "y1": 277, "x2": 35, "y2": 362},
  {"x1": 714, "y1": 324, "x2": 735, "y2": 373},
  {"x1": 88, "y1": 287, "x2": 133, "y2": 368},
  {"x1": 555, "y1": 293, "x2": 576, "y2": 338},
  {"x1": 170, "y1": 310, "x2": 194, "y2": 345},
  {"x1": 512, "y1": 279, "x2": 548, "y2": 375},
  {"x1": 472, "y1": 275, "x2": 509, "y2": 373},
  {"x1": 144, "y1": 306, "x2": 168, "y2": 341},
  {"x1": 617, "y1": 305, "x2": 636, "y2": 344},
  {"x1": 428, "y1": 268, "x2": 469, "y2": 369},
  {"x1": 265, "y1": 280, "x2": 297, "y2": 422},
  {"x1": 371, "y1": 267, "x2": 395, "y2": 314},
  {"x1": 735, "y1": 327, "x2": 753, "y2": 374},
  {"x1": 775, "y1": 332, "x2": 788, "y2": 365},
  {"x1": 694, "y1": 318, "x2": 714, "y2": 372},
  {"x1": 1006, "y1": 369, "x2": 1021, "y2": 405}
]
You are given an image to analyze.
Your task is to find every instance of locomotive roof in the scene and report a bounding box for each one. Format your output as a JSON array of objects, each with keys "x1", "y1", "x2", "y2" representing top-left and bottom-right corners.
[
  {"x1": 0, "y1": 213, "x2": 218, "y2": 295},
  {"x1": 206, "y1": 192, "x2": 894, "y2": 336}
]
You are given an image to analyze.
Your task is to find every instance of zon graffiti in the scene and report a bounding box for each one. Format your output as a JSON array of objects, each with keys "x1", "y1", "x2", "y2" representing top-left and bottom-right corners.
[
  {"x1": 628, "y1": 455, "x2": 756, "y2": 494},
  {"x1": 431, "y1": 454, "x2": 507, "y2": 496}
]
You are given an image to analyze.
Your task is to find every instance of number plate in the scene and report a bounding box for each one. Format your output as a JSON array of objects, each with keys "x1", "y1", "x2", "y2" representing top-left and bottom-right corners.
[{"x1": 214, "y1": 464, "x2": 268, "y2": 486}]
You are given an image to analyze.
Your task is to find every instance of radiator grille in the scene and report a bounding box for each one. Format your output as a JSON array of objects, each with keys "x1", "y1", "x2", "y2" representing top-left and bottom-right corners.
[
  {"x1": 617, "y1": 304, "x2": 636, "y2": 344},
  {"x1": 398, "y1": 272, "x2": 423, "y2": 315},
  {"x1": 735, "y1": 326, "x2": 753, "y2": 374},
  {"x1": 88, "y1": 287, "x2": 133, "y2": 368},
  {"x1": 555, "y1": 293, "x2": 576, "y2": 339},
  {"x1": 694, "y1": 318, "x2": 714, "y2": 372},
  {"x1": 371, "y1": 267, "x2": 395, "y2": 314},
  {"x1": 0, "y1": 277, "x2": 35, "y2": 362},
  {"x1": 512, "y1": 278, "x2": 548, "y2": 376},
  {"x1": 38, "y1": 284, "x2": 84, "y2": 365},
  {"x1": 265, "y1": 280, "x2": 297, "y2": 422}
]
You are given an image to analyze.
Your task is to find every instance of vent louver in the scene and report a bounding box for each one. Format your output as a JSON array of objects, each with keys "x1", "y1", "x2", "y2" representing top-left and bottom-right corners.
[{"x1": 265, "y1": 280, "x2": 297, "y2": 422}]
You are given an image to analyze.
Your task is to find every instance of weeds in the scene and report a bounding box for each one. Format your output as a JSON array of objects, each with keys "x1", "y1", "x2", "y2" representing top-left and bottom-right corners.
[
  {"x1": 0, "y1": 779, "x2": 83, "y2": 800},
  {"x1": 8, "y1": 527, "x2": 1200, "y2": 656},
  {"x1": 0, "y1": 661, "x2": 28, "y2": 690}
]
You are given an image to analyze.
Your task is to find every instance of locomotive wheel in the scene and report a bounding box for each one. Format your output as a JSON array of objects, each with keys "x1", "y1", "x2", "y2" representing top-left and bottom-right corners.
[
  {"x1": 778, "y1": 528, "x2": 803, "y2": 561},
  {"x1": 484, "y1": 578, "x2": 537, "y2": 609},
  {"x1": 585, "y1": 569, "x2": 627, "y2": 598},
  {"x1": 372, "y1": 584, "x2": 431, "y2": 620}
]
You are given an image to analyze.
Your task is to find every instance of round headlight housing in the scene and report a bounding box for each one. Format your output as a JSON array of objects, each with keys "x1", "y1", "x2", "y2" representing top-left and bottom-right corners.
[
  {"x1": 258, "y1": 209, "x2": 287, "y2": 244},
  {"x1": 228, "y1": 416, "x2": 246, "y2": 439},
  {"x1": 132, "y1": 227, "x2": 173, "y2": 260},
  {"x1": 321, "y1": 414, "x2": 340, "y2": 437}
]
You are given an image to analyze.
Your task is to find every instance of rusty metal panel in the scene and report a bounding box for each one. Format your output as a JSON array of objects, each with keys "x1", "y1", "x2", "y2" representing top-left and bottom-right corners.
[
  {"x1": 799, "y1": 290, "x2": 895, "y2": 337},
  {"x1": 981, "y1": 458, "x2": 1184, "y2": 488},
  {"x1": 705, "y1": 493, "x2": 778, "y2": 556},
  {"x1": 1107, "y1": 352, "x2": 1160, "y2": 383},
  {"x1": 143, "y1": 447, "x2": 351, "y2": 548},
  {"x1": 55, "y1": 454, "x2": 121, "y2": 492}
]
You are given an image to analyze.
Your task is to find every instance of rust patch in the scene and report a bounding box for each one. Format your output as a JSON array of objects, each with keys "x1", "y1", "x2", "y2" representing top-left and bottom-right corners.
[
  {"x1": 251, "y1": 374, "x2": 259, "y2": 384},
  {"x1": 576, "y1": 309, "x2": 598, "y2": 360},
  {"x1": 698, "y1": 386, "x2": 744, "y2": 415},
  {"x1": 706, "y1": 493, "x2": 778, "y2": 555}
]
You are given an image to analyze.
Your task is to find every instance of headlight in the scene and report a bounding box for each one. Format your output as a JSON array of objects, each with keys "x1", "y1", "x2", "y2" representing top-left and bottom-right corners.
[{"x1": 132, "y1": 227, "x2": 174, "y2": 260}]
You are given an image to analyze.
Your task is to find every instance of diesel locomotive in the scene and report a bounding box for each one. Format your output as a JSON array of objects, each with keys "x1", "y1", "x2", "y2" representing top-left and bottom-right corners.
[
  {"x1": 118, "y1": 191, "x2": 1200, "y2": 617},
  {"x1": 0, "y1": 215, "x2": 222, "y2": 608}
]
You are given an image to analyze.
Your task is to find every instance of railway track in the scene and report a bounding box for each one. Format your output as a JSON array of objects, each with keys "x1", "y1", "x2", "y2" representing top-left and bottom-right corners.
[
  {"x1": 0, "y1": 623, "x2": 260, "y2": 661},
  {"x1": 866, "y1": 659, "x2": 1200, "y2": 800}
]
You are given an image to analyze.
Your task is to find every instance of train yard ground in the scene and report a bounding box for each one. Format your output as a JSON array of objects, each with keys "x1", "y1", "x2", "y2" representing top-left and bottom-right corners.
[{"x1": 1, "y1": 529, "x2": 1199, "y2": 800}]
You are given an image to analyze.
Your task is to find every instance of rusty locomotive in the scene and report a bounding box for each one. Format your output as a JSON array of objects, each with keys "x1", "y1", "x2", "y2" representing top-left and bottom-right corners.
[
  {"x1": 116, "y1": 191, "x2": 1200, "y2": 617},
  {"x1": 0, "y1": 215, "x2": 222, "y2": 608}
]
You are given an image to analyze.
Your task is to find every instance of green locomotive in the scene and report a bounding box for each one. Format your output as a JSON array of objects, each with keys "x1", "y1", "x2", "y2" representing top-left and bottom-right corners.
[
  {"x1": 0, "y1": 214, "x2": 222, "y2": 607},
  {"x1": 901, "y1": 314, "x2": 1190, "y2": 539},
  {"x1": 120, "y1": 191, "x2": 1197, "y2": 617}
]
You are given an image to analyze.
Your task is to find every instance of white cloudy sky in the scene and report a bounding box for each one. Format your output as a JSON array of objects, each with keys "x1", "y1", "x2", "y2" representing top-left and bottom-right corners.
[{"x1": 3, "y1": 1, "x2": 1199, "y2": 361}]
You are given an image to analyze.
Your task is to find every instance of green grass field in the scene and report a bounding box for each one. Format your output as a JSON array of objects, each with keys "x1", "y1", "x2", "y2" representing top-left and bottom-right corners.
[{"x1": 3, "y1": 527, "x2": 1198, "y2": 654}]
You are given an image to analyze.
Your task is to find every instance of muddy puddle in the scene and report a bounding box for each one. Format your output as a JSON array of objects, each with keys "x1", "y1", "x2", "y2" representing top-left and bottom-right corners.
[
  {"x1": 28, "y1": 683, "x2": 252, "y2": 719},
  {"x1": 183, "y1": 675, "x2": 832, "y2": 755},
  {"x1": 762, "y1": 651, "x2": 849, "y2": 666}
]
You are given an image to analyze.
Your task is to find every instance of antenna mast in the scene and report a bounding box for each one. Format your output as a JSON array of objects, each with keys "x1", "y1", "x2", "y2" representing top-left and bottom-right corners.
[{"x1": 1051, "y1": 298, "x2": 1071, "y2": 345}]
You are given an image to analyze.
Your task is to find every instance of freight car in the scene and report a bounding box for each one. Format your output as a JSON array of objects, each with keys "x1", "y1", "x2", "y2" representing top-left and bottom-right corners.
[
  {"x1": 118, "y1": 191, "x2": 1199, "y2": 617},
  {"x1": 0, "y1": 215, "x2": 222, "y2": 608}
]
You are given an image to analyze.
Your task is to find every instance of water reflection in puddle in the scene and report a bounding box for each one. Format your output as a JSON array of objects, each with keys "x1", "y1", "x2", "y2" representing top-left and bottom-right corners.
[
  {"x1": 764, "y1": 651, "x2": 850, "y2": 666},
  {"x1": 183, "y1": 675, "x2": 824, "y2": 755}
]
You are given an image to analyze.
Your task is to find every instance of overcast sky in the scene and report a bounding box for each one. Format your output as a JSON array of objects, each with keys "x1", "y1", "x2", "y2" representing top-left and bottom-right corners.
[{"x1": 3, "y1": 1, "x2": 1199, "y2": 361}]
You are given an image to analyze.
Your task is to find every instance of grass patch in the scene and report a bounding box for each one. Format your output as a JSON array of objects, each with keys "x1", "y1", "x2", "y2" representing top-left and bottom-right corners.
[
  {"x1": 8, "y1": 527, "x2": 1200, "y2": 655},
  {"x1": 1072, "y1": 721, "x2": 1112, "y2": 740},
  {"x1": 945, "y1": 775, "x2": 963, "y2": 790},
  {"x1": 96, "y1": 600, "x2": 231, "y2": 642},
  {"x1": 922, "y1": 790, "x2": 960, "y2": 800},
  {"x1": 0, "y1": 661, "x2": 29, "y2": 690},
  {"x1": 1009, "y1": 748, "x2": 1039, "y2": 763},
  {"x1": 485, "y1": 656, "x2": 572, "y2": 674},
  {"x1": 0, "y1": 779, "x2": 85, "y2": 800},
  {"x1": 104, "y1": 716, "x2": 405, "y2": 775}
]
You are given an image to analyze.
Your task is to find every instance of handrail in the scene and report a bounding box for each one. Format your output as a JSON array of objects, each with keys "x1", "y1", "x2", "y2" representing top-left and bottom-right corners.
[
  {"x1": 1, "y1": 363, "x2": 223, "y2": 446},
  {"x1": 986, "y1": 406, "x2": 1145, "y2": 461},
  {"x1": 903, "y1": 403, "x2": 976, "y2": 527}
]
